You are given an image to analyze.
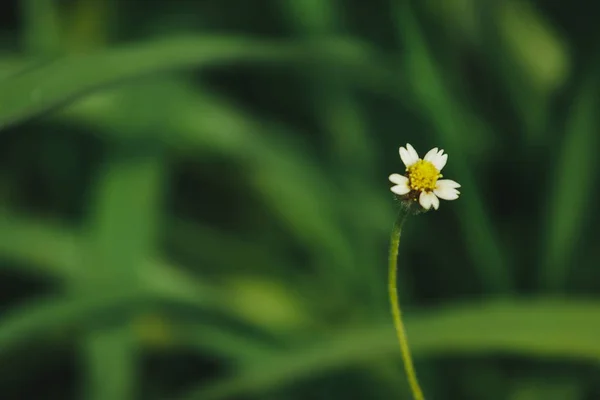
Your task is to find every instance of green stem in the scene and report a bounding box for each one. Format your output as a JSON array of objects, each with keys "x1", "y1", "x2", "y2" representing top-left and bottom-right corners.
[{"x1": 388, "y1": 210, "x2": 424, "y2": 400}]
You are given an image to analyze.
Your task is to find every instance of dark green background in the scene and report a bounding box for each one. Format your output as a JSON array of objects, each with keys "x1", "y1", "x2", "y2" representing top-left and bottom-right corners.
[{"x1": 0, "y1": 1, "x2": 598, "y2": 399}]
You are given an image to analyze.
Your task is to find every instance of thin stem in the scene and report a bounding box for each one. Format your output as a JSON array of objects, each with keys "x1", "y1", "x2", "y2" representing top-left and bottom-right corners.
[{"x1": 388, "y1": 210, "x2": 424, "y2": 400}]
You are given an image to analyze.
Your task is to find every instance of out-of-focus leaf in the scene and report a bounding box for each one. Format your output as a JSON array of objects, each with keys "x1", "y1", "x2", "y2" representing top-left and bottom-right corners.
[
  {"x1": 426, "y1": 0, "x2": 569, "y2": 142},
  {"x1": 481, "y1": 1, "x2": 569, "y2": 142},
  {"x1": 0, "y1": 36, "x2": 383, "y2": 129},
  {"x1": 20, "y1": 0, "x2": 62, "y2": 55},
  {"x1": 59, "y1": 79, "x2": 359, "y2": 299},
  {"x1": 183, "y1": 298, "x2": 600, "y2": 399},
  {"x1": 541, "y1": 72, "x2": 600, "y2": 291},
  {"x1": 0, "y1": 58, "x2": 28, "y2": 80},
  {"x1": 280, "y1": 0, "x2": 338, "y2": 34},
  {"x1": 224, "y1": 276, "x2": 310, "y2": 333},
  {"x1": 509, "y1": 377, "x2": 583, "y2": 400},
  {"x1": 279, "y1": 0, "x2": 384, "y2": 308},
  {"x1": 164, "y1": 218, "x2": 283, "y2": 275},
  {"x1": 0, "y1": 213, "x2": 80, "y2": 279},
  {"x1": 186, "y1": 92, "x2": 354, "y2": 280},
  {"x1": 423, "y1": 0, "x2": 479, "y2": 44},
  {"x1": 84, "y1": 326, "x2": 137, "y2": 400},
  {"x1": 174, "y1": 323, "x2": 277, "y2": 363},
  {"x1": 62, "y1": 0, "x2": 111, "y2": 52},
  {"x1": 0, "y1": 290, "x2": 149, "y2": 356},
  {"x1": 80, "y1": 148, "x2": 166, "y2": 400},
  {"x1": 392, "y1": 3, "x2": 513, "y2": 293},
  {"x1": 81, "y1": 149, "x2": 165, "y2": 286},
  {"x1": 497, "y1": 0, "x2": 569, "y2": 95},
  {"x1": 0, "y1": 280, "x2": 275, "y2": 361},
  {"x1": 279, "y1": 0, "x2": 375, "y2": 168},
  {"x1": 0, "y1": 214, "x2": 269, "y2": 319}
]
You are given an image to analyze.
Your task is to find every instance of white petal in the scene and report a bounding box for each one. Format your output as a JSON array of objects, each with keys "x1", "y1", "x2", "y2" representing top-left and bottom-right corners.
[
  {"x1": 406, "y1": 143, "x2": 419, "y2": 165},
  {"x1": 432, "y1": 151, "x2": 448, "y2": 171},
  {"x1": 423, "y1": 147, "x2": 439, "y2": 162},
  {"x1": 391, "y1": 183, "x2": 410, "y2": 195},
  {"x1": 434, "y1": 185, "x2": 460, "y2": 200},
  {"x1": 419, "y1": 191, "x2": 438, "y2": 210},
  {"x1": 436, "y1": 179, "x2": 461, "y2": 189},
  {"x1": 431, "y1": 193, "x2": 440, "y2": 210},
  {"x1": 399, "y1": 147, "x2": 414, "y2": 168},
  {"x1": 389, "y1": 173, "x2": 409, "y2": 186}
]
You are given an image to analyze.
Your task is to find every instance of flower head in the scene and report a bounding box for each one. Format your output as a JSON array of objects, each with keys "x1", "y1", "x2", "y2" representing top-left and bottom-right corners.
[{"x1": 389, "y1": 143, "x2": 460, "y2": 211}]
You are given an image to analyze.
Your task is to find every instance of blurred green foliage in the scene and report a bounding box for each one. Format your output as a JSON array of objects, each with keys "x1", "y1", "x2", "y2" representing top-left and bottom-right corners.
[{"x1": 0, "y1": 0, "x2": 599, "y2": 399}]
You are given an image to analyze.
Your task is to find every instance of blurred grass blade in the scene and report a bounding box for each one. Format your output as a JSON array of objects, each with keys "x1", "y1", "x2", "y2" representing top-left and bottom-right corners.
[
  {"x1": 481, "y1": 0, "x2": 569, "y2": 143},
  {"x1": 392, "y1": 2, "x2": 513, "y2": 293},
  {"x1": 0, "y1": 279, "x2": 281, "y2": 369},
  {"x1": 62, "y1": 0, "x2": 112, "y2": 52},
  {"x1": 0, "y1": 288, "x2": 212, "y2": 356},
  {"x1": 80, "y1": 146, "x2": 166, "y2": 400},
  {"x1": 82, "y1": 147, "x2": 165, "y2": 286},
  {"x1": 541, "y1": 72, "x2": 600, "y2": 291},
  {"x1": 0, "y1": 290, "x2": 147, "y2": 356},
  {"x1": 508, "y1": 377, "x2": 583, "y2": 400},
  {"x1": 0, "y1": 212, "x2": 275, "y2": 323},
  {"x1": 85, "y1": 327, "x2": 137, "y2": 400},
  {"x1": 278, "y1": 0, "x2": 384, "y2": 309},
  {"x1": 0, "y1": 213, "x2": 80, "y2": 279},
  {"x1": 279, "y1": 0, "x2": 375, "y2": 170},
  {"x1": 175, "y1": 323, "x2": 278, "y2": 363},
  {"x1": 0, "y1": 264, "x2": 270, "y2": 360},
  {"x1": 182, "y1": 298, "x2": 600, "y2": 399},
  {"x1": 280, "y1": 0, "x2": 338, "y2": 34},
  {"x1": 0, "y1": 213, "x2": 227, "y2": 311},
  {"x1": 0, "y1": 36, "x2": 377, "y2": 129},
  {"x1": 20, "y1": 0, "x2": 62, "y2": 55},
  {"x1": 63, "y1": 79, "x2": 358, "y2": 298}
]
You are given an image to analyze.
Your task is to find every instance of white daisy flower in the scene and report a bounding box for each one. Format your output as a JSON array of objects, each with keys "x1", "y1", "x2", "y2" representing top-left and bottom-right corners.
[{"x1": 389, "y1": 143, "x2": 461, "y2": 210}]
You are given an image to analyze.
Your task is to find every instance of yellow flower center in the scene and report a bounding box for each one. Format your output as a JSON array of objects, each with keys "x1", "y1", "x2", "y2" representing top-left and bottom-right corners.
[{"x1": 407, "y1": 160, "x2": 441, "y2": 192}]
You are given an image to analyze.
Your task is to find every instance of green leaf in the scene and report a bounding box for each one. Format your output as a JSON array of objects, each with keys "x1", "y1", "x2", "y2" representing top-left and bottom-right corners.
[
  {"x1": 84, "y1": 326, "x2": 137, "y2": 400},
  {"x1": 0, "y1": 214, "x2": 229, "y2": 312},
  {"x1": 278, "y1": 0, "x2": 384, "y2": 309},
  {"x1": 182, "y1": 298, "x2": 600, "y2": 399},
  {"x1": 80, "y1": 147, "x2": 167, "y2": 400},
  {"x1": 62, "y1": 80, "x2": 360, "y2": 299},
  {"x1": 0, "y1": 276, "x2": 271, "y2": 362},
  {"x1": 175, "y1": 323, "x2": 277, "y2": 363},
  {"x1": 541, "y1": 72, "x2": 600, "y2": 290},
  {"x1": 0, "y1": 213, "x2": 80, "y2": 279},
  {"x1": 0, "y1": 290, "x2": 148, "y2": 356},
  {"x1": 391, "y1": 3, "x2": 513, "y2": 293},
  {"x1": 509, "y1": 377, "x2": 583, "y2": 400},
  {"x1": 0, "y1": 36, "x2": 379, "y2": 129},
  {"x1": 19, "y1": 0, "x2": 62, "y2": 55}
]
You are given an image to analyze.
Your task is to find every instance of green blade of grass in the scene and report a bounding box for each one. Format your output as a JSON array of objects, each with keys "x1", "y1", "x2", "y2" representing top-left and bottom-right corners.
[
  {"x1": 0, "y1": 290, "x2": 149, "y2": 356},
  {"x1": 0, "y1": 285, "x2": 222, "y2": 357},
  {"x1": 19, "y1": 0, "x2": 62, "y2": 55},
  {"x1": 0, "y1": 210, "x2": 295, "y2": 326},
  {"x1": 173, "y1": 323, "x2": 278, "y2": 363},
  {"x1": 79, "y1": 146, "x2": 166, "y2": 400},
  {"x1": 0, "y1": 35, "x2": 379, "y2": 130},
  {"x1": 0, "y1": 213, "x2": 80, "y2": 279},
  {"x1": 59, "y1": 79, "x2": 359, "y2": 302},
  {"x1": 508, "y1": 377, "x2": 583, "y2": 400},
  {"x1": 0, "y1": 213, "x2": 230, "y2": 311},
  {"x1": 541, "y1": 72, "x2": 600, "y2": 291},
  {"x1": 391, "y1": 3, "x2": 513, "y2": 293},
  {"x1": 182, "y1": 298, "x2": 600, "y2": 399},
  {"x1": 278, "y1": 0, "x2": 385, "y2": 312},
  {"x1": 279, "y1": 0, "x2": 375, "y2": 169},
  {"x1": 84, "y1": 325, "x2": 137, "y2": 400}
]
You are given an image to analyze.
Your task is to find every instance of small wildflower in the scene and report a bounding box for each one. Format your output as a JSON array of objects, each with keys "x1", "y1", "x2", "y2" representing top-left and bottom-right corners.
[{"x1": 389, "y1": 143, "x2": 461, "y2": 211}]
